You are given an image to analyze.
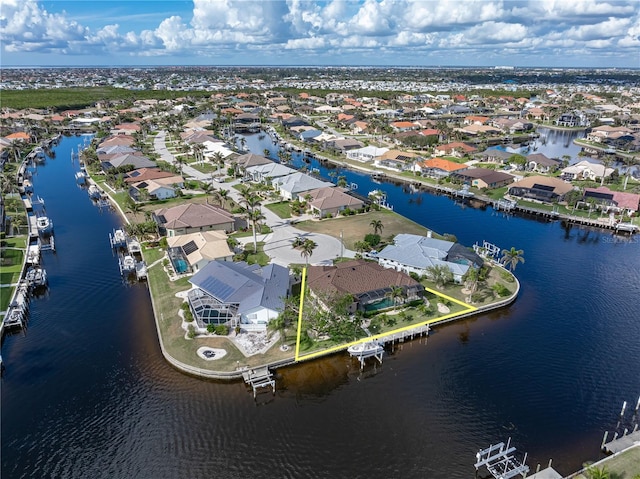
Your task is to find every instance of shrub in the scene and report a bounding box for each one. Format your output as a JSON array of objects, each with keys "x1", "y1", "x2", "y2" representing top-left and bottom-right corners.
[
  {"x1": 492, "y1": 283, "x2": 511, "y2": 297},
  {"x1": 206, "y1": 323, "x2": 216, "y2": 333},
  {"x1": 187, "y1": 325, "x2": 196, "y2": 339},
  {"x1": 214, "y1": 325, "x2": 229, "y2": 335},
  {"x1": 364, "y1": 233, "x2": 380, "y2": 246}
]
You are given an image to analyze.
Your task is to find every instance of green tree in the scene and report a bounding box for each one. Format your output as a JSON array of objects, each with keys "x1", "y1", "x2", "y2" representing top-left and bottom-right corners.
[
  {"x1": 427, "y1": 264, "x2": 454, "y2": 289},
  {"x1": 500, "y1": 247, "x2": 525, "y2": 272},
  {"x1": 385, "y1": 286, "x2": 406, "y2": 311},
  {"x1": 369, "y1": 219, "x2": 384, "y2": 236},
  {"x1": 218, "y1": 189, "x2": 229, "y2": 209}
]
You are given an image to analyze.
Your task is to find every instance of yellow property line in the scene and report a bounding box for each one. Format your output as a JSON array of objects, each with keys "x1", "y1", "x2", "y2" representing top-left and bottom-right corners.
[{"x1": 294, "y1": 282, "x2": 477, "y2": 362}]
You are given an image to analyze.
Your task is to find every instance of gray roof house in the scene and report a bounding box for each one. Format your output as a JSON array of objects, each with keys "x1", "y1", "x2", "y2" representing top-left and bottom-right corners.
[
  {"x1": 245, "y1": 162, "x2": 297, "y2": 183},
  {"x1": 101, "y1": 153, "x2": 156, "y2": 170},
  {"x1": 187, "y1": 260, "x2": 289, "y2": 332},
  {"x1": 271, "y1": 172, "x2": 334, "y2": 200},
  {"x1": 376, "y1": 233, "x2": 483, "y2": 283}
]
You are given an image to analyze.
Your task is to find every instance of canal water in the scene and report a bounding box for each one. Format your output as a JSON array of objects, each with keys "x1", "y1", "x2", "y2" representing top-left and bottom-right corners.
[{"x1": 2, "y1": 134, "x2": 639, "y2": 479}]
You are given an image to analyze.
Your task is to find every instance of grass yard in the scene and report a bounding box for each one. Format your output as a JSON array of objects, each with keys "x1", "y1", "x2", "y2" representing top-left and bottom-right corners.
[
  {"x1": 265, "y1": 201, "x2": 292, "y2": 219},
  {"x1": 294, "y1": 209, "x2": 429, "y2": 249}
]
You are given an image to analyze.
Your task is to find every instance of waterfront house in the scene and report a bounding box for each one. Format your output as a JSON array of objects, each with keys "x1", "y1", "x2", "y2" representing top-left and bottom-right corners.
[
  {"x1": 376, "y1": 233, "x2": 483, "y2": 283},
  {"x1": 325, "y1": 138, "x2": 364, "y2": 154},
  {"x1": 101, "y1": 153, "x2": 156, "y2": 171},
  {"x1": 306, "y1": 259, "x2": 424, "y2": 314},
  {"x1": 123, "y1": 168, "x2": 184, "y2": 188},
  {"x1": 166, "y1": 231, "x2": 233, "y2": 273},
  {"x1": 129, "y1": 180, "x2": 177, "y2": 201},
  {"x1": 304, "y1": 186, "x2": 365, "y2": 218},
  {"x1": 271, "y1": 172, "x2": 334, "y2": 201},
  {"x1": 475, "y1": 149, "x2": 514, "y2": 165},
  {"x1": 346, "y1": 146, "x2": 389, "y2": 163},
  {"x1": 526, "y1": 153, "x2": 561, "y2": 173},
  {"x1": 374, "y1": 149, "x2": 418, "y2": 171},
  {"x1": 434, "y1": 142, "x2": 477, "y2": 158},
  {"x1": 583, "y1": 186, "x2": 640, "y2": 215},
  {"x1": 508, "y1": 176, "x2": 573, "y2": 203},
  {"x1": 245, "y1": 163, "x2": 297, "y2": 184},
  {"x1": 413, "y1": 158, "x2": 468, "y2": 179},
  {"x1": 230, "y1": 153, "x2": 273, "y2": 175},
  {"x1": 187, "y1": 260, "x2": 289, "y2": 332},
  {"x1": 453, "y1": 168, "x2": 514, "y2": 189},
  {"x1": 560, "y1": 160, "x2": 614, "y2": 182},
  {"x1": 153, "y1": 203, "x2": 237, "y2": 237}
]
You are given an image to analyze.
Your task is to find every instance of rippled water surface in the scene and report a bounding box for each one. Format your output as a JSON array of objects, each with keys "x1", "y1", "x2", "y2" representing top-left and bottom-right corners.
[{"x1": 2, "y1": 134, "x2": 639, "y2": 479}]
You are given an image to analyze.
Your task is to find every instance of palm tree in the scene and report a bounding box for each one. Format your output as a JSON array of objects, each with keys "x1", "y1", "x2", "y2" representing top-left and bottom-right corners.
[
  {"x1": 218, "y1": 189, "x2": 229, "y2": 209},
  {"x1": 585, "y1": 465, "x2": 610, "y2": 479},
  {"x1": 10, "y1": 212, "x2": 26, "y2": 235},
  {"x1": 500, "y1": 247, "x2": 525, "y2": 272},
  {"x1": 385, "y1": 286, "x2": 406, "y2": 310},
  {"x1": 267, "y1": 314, "x2": 287, "y2": 345},
  {"x1": 263, "y1": 148, "x2": 271, "y2": 159},
  {"x1": 299, "y1": 239, "x2": 317, "y2": 265},
  {"x1": 246, "y1": 208, "x2": 265, "y2": 252},
  {"x1": 427, "y1": 264, "x2": 454, "y2": 289},
  {"x1": 369, "y1": 219, "x2": 384, "y2": 236}
]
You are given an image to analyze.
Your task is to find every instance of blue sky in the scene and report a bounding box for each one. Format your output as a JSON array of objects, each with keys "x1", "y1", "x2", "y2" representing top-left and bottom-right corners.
[{"x1": 1, "y1": 0, "x2": 639, "y2": 68}]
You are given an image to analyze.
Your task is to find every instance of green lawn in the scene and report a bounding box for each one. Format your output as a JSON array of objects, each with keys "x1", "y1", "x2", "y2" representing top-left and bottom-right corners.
[
  {"x1": 265, "y1": 201, "x2": 292, "y2": 219},
  {"x1": 295, "y1": 209, "x2": 430, "y2": 249}
]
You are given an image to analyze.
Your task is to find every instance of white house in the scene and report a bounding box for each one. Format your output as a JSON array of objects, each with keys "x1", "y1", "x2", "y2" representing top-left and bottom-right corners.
[
  {"x1": 376, "y1": 233, "x2": 483, "y2": 283},
  {"x1": 271, "y1": 172, "x2": 334, "y2": 200},
  {"x1": 346, "y1": 146, "x2": 390, "y2": 163},
  {"x1": 560, "y1": 160, "x2": 615, "y2": 182},
  {"x1": 187, "y1": 261, "x2": 289, "y2": 332}
]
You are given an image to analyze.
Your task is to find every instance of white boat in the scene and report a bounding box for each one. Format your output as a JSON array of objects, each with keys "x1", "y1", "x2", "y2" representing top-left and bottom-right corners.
[
  {"x1": 36, "y1": 216, "x2": 54, "y2": 234},
  {"x1": 88, "y1": 184, "x2": 102, "y2": 199},
  {"x1": 26, "y1": 265, "x2": 48, "y2": 288},
  {"x1": 109, "y1": 228, "x2": 127, "y2": 249},
  {"x1": 75, "y1": 170, "x2": 87, "y2": 184},
  {"x1": 120, "y1": 255, "x2": 136, "y2": 274},
  {"x1": 26, "y1": 244, "x2": 40, "y2": 264},
  {"x1": 347, "y1": 340, "x2": 384, "y2": 357}
]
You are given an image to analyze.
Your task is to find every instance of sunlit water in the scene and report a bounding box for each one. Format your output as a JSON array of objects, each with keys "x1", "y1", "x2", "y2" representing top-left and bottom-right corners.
[{"x1": 1, "y1": 134, "x2": 639, "y2": 479}]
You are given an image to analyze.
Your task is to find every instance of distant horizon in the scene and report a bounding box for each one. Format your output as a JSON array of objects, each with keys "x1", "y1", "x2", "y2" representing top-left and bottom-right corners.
[
  {"x1": 2, "y1": 1, "x2": 638, "y2": 69},
  {"x1": 3, "y1": 64, "x2": 639, "y2": 71}
]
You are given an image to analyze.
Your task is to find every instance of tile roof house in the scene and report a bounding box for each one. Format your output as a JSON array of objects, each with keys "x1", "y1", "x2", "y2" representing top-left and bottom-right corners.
[
  {"x1": 560, "y1": 160, "x2": 615, "y2": 182},
  {"x1": 166, "y1": 230, "x2": 233, "y2": 273},
  {"x1": 129, "y1": 180, "x2": 177, "y2": 201},
  {"x1": 153, "y1": 203, "x2": 237, "y2": 237},
  {"x1": 187, "y1": 261, "x2": 289, "y2": 332},
  {"x1": 304, "y1": 186, "x2": 365, "y2": 217},
  {"x1": 454, "y1": 168, "x2": 514, "y2": 189},
  {"x1": 434, "y1": 142, "x2": 478, "y2": 158},
  {"x1": 231, "y1": 152, "x2": 273, "y2": 173},
  {"x1": 508, "y1": 176, "x2": 574, "y2": 203},
  {"x1": 306, "y1": 259, "x2": 424, "y2": 314},
  {"x1": 123, "y1": 168, "x2": 184, "y2": 186},
  {"x1": 526, "y1": 153, "x2": 561, "y2": 173},
  {"x1": 376, "y1": 233, "x2": 483, "y2": 283},
  {"x1": 583, "y1": 186, "x2": 640, "y2": 214},
  {"x1": 413, "y1": 158, "x2": 468, "y2": 178}
]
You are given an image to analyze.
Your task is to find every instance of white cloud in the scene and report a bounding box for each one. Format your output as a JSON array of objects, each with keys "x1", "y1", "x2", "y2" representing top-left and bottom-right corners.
[{"x1": 0, "y1": 0, "x2": 638, "y2": 66}]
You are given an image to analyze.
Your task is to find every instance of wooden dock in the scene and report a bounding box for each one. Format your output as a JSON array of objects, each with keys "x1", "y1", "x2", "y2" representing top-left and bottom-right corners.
[
  {"x1": 242, "y1": 366, "x2": 276, "y2": 399},
  {"x1": 602, "y1": 428, "x2": 640, "y2": 454}
]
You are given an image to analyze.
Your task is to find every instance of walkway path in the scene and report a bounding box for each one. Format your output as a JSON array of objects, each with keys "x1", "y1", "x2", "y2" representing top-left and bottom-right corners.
[{"x1": 153, "y1": 130, "x2": 354, "y2": 266}]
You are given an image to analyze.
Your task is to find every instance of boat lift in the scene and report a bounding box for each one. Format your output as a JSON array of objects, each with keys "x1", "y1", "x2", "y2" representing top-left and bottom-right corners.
[{"x1": 474, "y1": 438, "x2": 529, "y2": 479}]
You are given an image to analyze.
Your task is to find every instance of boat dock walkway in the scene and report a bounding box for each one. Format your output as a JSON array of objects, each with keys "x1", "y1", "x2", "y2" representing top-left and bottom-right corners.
[
  {"x1": 241, "y1": 366, "x2": 276, "y2": 399},
  {"x1": 603, "y1": 428, "x2": 640, "y2": 454}
]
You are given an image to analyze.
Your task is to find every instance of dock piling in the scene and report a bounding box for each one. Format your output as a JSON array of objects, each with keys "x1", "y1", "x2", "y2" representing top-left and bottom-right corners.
[
  {"x1": 601, "y1": 431, "x2": 608, "y2": 449},
  {"x1": 635, "y1": 395, "x2": 640, "y2": 412},
  {"x1": 621, "y1": 401, "x2": 627, "y2": 416}
]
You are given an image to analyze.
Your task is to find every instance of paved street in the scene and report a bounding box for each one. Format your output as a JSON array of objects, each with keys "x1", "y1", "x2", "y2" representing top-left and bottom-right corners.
[{"x1": 153, "y1": 130, "x2": 354, "y2": 266}]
